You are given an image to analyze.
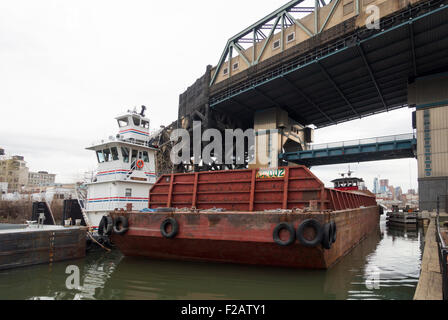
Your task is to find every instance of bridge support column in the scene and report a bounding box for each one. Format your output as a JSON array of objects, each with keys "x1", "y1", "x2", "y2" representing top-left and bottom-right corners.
[
  {"x1": 249, "y1": 108, "x2": 311, "y2": 169},
  {"x1": 409, "y1": 74, "x2": 448, "y2": 211}
]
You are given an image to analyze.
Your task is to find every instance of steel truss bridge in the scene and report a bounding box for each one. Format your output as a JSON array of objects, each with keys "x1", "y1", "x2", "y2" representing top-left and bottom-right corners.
[{"x1": 209, "y1": 0, "x2": 448, "y2": 129}]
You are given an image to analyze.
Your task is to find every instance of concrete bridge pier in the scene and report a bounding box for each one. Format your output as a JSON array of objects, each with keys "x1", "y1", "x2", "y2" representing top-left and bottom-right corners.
[
  {"x1": 409, "y1": 73, "x2": 448, "y2": 211},
  {"x1": 249, "y1": 107, "x2": 312, "y2": 169}
]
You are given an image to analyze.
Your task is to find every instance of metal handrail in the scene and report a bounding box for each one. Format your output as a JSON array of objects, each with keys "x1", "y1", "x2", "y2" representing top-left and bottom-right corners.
[
  {"x1": 90, "y1": 136, "x2": 157, "y2": 149},
  {"x1": 307, "y1": 133, "x2": 416, "y2": 151}
]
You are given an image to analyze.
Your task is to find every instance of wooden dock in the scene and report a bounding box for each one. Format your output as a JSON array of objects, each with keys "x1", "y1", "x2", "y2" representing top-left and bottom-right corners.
[{"x1": 414, "y1": 216, "x2": 443, "y2": 300}]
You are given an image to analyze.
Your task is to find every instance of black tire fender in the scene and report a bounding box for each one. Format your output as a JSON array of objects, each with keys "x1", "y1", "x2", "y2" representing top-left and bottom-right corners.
[
  {"x1": 160, "y1": 217, "x2": 179, "y2": 239},
  {"x1": 99, "y1": 216, "x2": 113, "y2": 236},
  {"x1": 296, "y1": 219, "x2": 324, "y2": 248},
  {"x1": 113, "y1": 216, "x2": 129, "y2": 235},
  {"x1": 273, "y1": 223, "x2": 296, "y2": 246},
  {"x1": 331, "y1": 221, "x2": 337, "y2": 243},
  {"x1": 322, "y1": 223, "x2": 333, "y2": 250}
]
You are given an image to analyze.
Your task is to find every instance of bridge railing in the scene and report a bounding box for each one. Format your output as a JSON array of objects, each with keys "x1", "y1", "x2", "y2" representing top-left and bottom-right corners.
[{"x1": 307, "y1": 133, "x2": 416, "y2": 151}]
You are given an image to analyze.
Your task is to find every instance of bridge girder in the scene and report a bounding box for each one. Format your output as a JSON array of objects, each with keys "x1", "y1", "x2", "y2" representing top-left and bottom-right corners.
[{"x1": 209, "y1": 0, "x2": 448, "y2": 129}]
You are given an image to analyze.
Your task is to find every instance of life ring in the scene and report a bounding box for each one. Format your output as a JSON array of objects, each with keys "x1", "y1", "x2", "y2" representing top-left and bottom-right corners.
[
  {"x1": 113, "y1": 216, "x2": 129, "y2": 235},
  {"x1": 136, "y1": 159, "x2": 144, "y2": 169},
  {"x1": 331, "y1": 221, "x2": 337, "y2": 243},
  {"x1": 296, "y1": 219, "x2": 324, "y2": 248},
  {"x1": 160, "y1": 218, "x2": 179, "y2": 239},
  {"x1": 99, "y1": 216, "x2": 113, "y2": 236},
  {"x1": 273, "y1": 223, "x2": 296, "y2": 246},
  {"x1": 321, "y1": 223, "x2": 333, "y2": 250}
]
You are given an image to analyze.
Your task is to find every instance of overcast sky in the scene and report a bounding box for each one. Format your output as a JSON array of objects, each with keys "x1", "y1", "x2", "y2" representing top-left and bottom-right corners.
[{"x1": 0, "y1": 0, "x2": 418, "y2": 192}]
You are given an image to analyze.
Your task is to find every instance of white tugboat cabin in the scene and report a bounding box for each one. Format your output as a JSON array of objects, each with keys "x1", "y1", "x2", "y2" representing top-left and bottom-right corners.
[{"x1": 83, "y1": 107, "x2": 158, "y2": 231}]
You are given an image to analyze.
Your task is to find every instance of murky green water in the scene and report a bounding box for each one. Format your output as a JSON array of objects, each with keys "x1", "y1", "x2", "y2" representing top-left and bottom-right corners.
[{"x1": 0, "y1": 216, "x2": 424, "y2": 300}]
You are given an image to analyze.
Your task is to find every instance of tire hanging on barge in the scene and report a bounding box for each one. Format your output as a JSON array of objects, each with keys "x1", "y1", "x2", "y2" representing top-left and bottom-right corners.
[
  {"x1": 160, "y1": 217, "x2": 179, "y2": 239},
  {"x1": 273, "y1": 223, "x2": 296, "y2": 246},
  {"x1": 113, "y1": 216, "x2": 129, "y2": 235},
  {"x1": 331, "y1": 221, "x2": 337, "y2": 243},
  {"x1": 296, "y1": 219, "x2": 323, "y2": 248},
  {"x1": 99, "y1": 216, "x2": 113, "y2": 236},
  {"x1": 321, "y1": 223, "x2": 333, "y2": 250}
]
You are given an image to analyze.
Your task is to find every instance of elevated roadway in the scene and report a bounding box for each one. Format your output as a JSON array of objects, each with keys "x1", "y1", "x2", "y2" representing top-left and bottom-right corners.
[
  {"x1": 209, "y1": 0, "x2": 448, "y2": 128},
  {"x1": 280, "y1": 133, "x2": 417, "y2": 166}
]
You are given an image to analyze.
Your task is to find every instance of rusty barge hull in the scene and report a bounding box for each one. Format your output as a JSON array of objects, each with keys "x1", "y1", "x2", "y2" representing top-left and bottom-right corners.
[
  {"x1": 0, "y1": 225, "x2": 86, "y2": 271},
  {"x1": 111, "y1": 207, "x2": 379, "y2": 269},
  {"x1": 110, "y1": 166, "x2": 380, "y2": 269}
]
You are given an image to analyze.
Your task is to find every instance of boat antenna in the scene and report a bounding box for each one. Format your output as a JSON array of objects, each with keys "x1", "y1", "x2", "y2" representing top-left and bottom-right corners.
[{"x1": 140, "y1": 105, "x2": 147, "y2": 117}]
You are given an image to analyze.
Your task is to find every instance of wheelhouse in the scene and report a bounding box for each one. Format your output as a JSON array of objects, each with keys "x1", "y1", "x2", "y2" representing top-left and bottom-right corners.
[{"x1": 332, "y1": 177, "x2": 365, "y2": 191}]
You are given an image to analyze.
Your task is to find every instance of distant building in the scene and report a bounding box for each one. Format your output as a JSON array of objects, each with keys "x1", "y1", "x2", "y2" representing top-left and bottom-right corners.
[
  {"x1": 28, "y1": 171, "x2": 56, "y2": 187},
  {"x1": 373, "y1": 178, "x2": 380, "y2": 194},
  {"x1": 380, "y1": 179, "x2": 389, "y2": 194},
  {"x1": 407, "y1": 189, "x2": 417, "y2": 195},
  {"x1": 0, "y1": 156, "x2": 29, "y2": 193},
  {"x1": 389, "y1": 186, "x2": 395, "y2": 200},
  {"x1": 394, "y1": 187, "x2": 403, "y2": 201}
]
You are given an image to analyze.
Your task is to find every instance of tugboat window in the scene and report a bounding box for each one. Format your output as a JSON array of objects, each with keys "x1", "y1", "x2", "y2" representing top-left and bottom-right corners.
[
  {"x1": 121, "y1": 147, "x2": 130, "y2": 163},
  {"x1": 131, "y1": 149, "x2": 138, "y2": 166},
  {"x1": 103, "y1": 149, "x2": 112, "y2": 162},
  {"x1": 118, "y1": 118, "x2": 128, "y2": 127},
  {"x1": 125, "y1": 188, "x2": 132, "y2": 197},
  {"x1": 111, "y1": 147, "x2": 119, "y2": 161},
  {"x1": 133, "y1": 116, "x2": 141, "y2": 126},
  {"x1": 96, "y1": 150, "x2": 105, "y2": 163},
  {"x1": 142, "y1": 120, "x2": 149, "y2": 129},
  {"x1": 142, "y1": 151, "x2": 150, "y2": 162}
]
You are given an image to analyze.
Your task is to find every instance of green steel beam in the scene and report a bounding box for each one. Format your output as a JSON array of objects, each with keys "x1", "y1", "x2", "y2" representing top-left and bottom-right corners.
[
  {"x1": 232, "y1": 43, "x2": 252, "y2": 68},
  {"x1": 319, "y1": 0, "x2": 340, "y2": 33},
  {"x1": 210, "y1": 42, "x2": 231, "y2": 86},
  {"x1": 284, "y1": 11, "x2": 314, "y2": 37},
  {"x1": 255, "y1": 15, "x2": 281, "y2": 64},
  {"x1": 228, "y1": 0, "x2": 305, "y2": 42}
]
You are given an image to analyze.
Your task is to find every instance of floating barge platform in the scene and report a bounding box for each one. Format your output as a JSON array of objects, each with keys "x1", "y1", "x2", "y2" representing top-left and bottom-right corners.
[
  {"x1": 387, "y1": 212, "x2": 419, "y2": 225},
  {"x1": 107, "y1": 166, "x2": 381, "y2": 269},
  {"x1": 0, "y1": 224, "x2": 86, "y2": 271}
]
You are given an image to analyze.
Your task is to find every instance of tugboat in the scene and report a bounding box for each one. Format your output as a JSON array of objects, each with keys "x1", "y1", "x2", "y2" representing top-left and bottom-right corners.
[
  {"x1": 78, "y1": 106, "x2": 158, "y2": 242},
  {"x1": 331, "y1": 170, "x2": 366, "y2": 192}
]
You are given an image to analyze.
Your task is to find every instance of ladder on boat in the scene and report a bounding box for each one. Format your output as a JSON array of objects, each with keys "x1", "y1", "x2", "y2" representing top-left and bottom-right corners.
[{"x1": 75, "y1": 185, "x2": 91, "y2": 227}]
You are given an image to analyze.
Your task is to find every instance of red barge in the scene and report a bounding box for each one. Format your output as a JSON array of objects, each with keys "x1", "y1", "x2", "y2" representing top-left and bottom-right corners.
[{"x1": 105, "y1": 166, "x2": 380, "y2": 269}]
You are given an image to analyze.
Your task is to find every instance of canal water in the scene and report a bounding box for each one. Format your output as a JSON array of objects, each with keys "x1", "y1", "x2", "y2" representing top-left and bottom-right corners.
[{"x1": 0, "y1": 216, "x2": 424, "y2": 300}]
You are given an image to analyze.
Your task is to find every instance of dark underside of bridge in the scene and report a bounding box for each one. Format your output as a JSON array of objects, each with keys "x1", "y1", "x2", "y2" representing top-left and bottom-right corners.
[{"x1": 209, "y1": 1, "x2": 448, "y2": 129}]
